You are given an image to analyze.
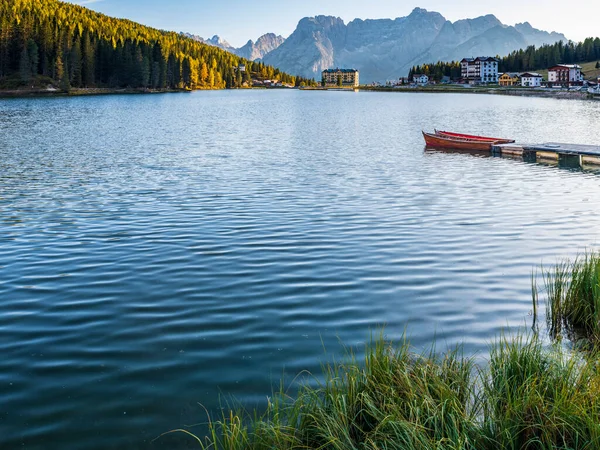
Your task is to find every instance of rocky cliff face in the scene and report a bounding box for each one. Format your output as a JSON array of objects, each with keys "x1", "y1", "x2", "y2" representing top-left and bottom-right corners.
[
  {"x1": 236, "y1": 33, "x2": 285, "y2": 61},
  {"x1": 514, "y1": 22, "x2": 567, "y2": 48},
  {"x1": 260, "y1": 16, "x2": 346, "y2": 76},
  {"x1": 182, "y1": 33, "x2": 237, "y2": 52},
  {"x1": 260, "y1": 8, "x2": 566, "y2": 82},
  {"x1": 182, "y1": 32, "x2": 284, "y2": 61}
]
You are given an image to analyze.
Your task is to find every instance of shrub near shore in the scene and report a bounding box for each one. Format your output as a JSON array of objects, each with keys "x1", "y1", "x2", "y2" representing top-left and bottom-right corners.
[{"x1": 158, "y1": 332, "x2": 600, "y2": 449}]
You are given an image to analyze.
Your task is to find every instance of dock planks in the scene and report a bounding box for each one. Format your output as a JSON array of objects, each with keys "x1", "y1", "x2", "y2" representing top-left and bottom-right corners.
[{"x1": 492, "y1": 142, "x2": 600, "y2": 167}]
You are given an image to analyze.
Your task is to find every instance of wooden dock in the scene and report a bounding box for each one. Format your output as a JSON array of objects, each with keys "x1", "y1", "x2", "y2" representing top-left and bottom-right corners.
[{"x1": 492, "y1": 142, "x2": 600, "y2": 167}]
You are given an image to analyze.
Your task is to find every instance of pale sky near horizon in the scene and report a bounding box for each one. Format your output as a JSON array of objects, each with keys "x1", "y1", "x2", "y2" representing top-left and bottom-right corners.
[{"x1": 66, "y1": 0, "x2": 598, "y2": 47}]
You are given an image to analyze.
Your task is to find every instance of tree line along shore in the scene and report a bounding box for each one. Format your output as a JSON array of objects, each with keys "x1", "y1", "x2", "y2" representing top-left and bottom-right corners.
[
  {"x1": 407, "y1": 39, "x2": 600, "y2": 82},
  {"x1": 0, "y1": 0, "x2": 317, "y2": 95}
]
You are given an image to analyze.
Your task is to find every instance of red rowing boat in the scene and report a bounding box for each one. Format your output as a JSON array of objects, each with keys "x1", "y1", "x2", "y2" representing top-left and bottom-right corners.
[
  {"x1": 422, "y1": 131, "x2": 513, "y2": 151},
  {"x1": 435, "y1": 129, "x2": 515, "y2": 144}
]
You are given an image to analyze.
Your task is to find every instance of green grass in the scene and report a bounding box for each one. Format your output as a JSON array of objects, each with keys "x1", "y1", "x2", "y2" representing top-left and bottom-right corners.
[
  {"x1": 156, "y1": 332, "x2": 600, "y2": 449},
  {"x1": 581, "y1": 61, "x2": 600, "y2": 81},
  {"x1": 482, "y1": 333, "x2": 600, "y2": 449},
  {"x1": 535, "y1": 252, "x2": 600, "y2": 345}
]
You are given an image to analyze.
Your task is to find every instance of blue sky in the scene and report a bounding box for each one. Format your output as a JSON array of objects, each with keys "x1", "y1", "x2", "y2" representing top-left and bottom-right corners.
[{"x1": 67, "y1": 0, "x2": 598, "y2": 47}]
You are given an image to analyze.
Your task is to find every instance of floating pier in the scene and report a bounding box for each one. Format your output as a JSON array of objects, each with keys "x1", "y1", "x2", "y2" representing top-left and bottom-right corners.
[{"x1": 492, "y1": 142, "x2": 600, "y2": 168}]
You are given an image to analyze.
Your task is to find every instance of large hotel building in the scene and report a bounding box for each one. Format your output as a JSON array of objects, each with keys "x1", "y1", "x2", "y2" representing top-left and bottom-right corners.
[{"x1": 322, "y1": 69, "x2": 360, "y2": 87}]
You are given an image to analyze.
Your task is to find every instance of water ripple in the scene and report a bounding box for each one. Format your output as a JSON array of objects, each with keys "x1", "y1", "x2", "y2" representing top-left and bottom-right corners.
[{"x1": 1, "y1": 91, "x2": 600, "y2": 448}]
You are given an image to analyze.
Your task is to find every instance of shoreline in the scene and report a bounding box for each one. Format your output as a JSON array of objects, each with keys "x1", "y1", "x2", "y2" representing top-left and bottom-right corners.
[
  {"x1": 0, "y1": 87, "x2": 193, "y2": 98},
  {"x1": 0, "y1": 85, "x2": 298, "y2": 98},
  {"x1": 359, "y1": 85, "x2": 597, "y2": 101},
  {"x1": 2, "y1": 86, "x2": 597, "y2": 102},
  {"x1": 169, "y1": 331, "x2": 600, "y2": 448}
]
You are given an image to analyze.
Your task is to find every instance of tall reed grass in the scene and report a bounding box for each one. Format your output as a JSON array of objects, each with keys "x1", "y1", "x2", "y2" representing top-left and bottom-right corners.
[
  {"x1": 535, "y1": 252, "x2": 600, "y2": 345},
  {"x1": 156, "y1": 332, "x2": 600, "y2": 449}
]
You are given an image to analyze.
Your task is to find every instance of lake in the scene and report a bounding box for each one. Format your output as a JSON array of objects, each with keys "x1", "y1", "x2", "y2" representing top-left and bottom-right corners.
[{"x1": 1, "y1": 90, "x2": 600, "y2": 449}]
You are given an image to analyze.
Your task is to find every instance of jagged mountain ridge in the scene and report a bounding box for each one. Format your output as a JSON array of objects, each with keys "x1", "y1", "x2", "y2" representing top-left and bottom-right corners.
[
  {"x1": 261, "y1": 8, "x2": 566, "y2": 82},
  {"x1": 182, "y1": 32, "x2": 285, "y2": 61},
  {"x1": 237, "y1": 33, "x2": 286, "y2": 61}
]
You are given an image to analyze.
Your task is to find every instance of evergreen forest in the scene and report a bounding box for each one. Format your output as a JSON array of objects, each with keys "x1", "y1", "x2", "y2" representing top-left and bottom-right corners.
[
  {"x1": 408, "y1": 38, "x2": 600, "y2": 81},
  {"x1": 0, "y1": 0, "x2": 316, "y2": 91}
]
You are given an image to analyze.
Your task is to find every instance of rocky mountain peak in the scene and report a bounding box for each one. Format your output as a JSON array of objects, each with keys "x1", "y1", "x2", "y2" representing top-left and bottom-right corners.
[
  {"x1": 515, "y1": 21, "x2": 534, "y2": 31},
  {"x1": 262, "y1": 10, "x2": 567, "y2": 83},
  {"x1": 297, "y1": 15, "x2": 345, "y2": 31},
  {"x1": 207, "y1": 35, "x2": 232, "y2": 48},
  {"x1": 185, "y1": 9, "x2": 567, "y2": 83},
  {"x1": 237, "y1": 33, "x2": 285, "y2": 61},
  {"x1": 409, "y1": 7, "x2": 429, "y2": 15}
]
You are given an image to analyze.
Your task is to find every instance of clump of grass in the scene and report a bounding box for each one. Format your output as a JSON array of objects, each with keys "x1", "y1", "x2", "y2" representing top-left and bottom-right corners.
[
  {"x1": 157, "y1": 332, "x2": 600, "y2": 449},
  {"x1": 482, "y1": 333, "x2": 600, "y2": 449},
  {"x1": 535, "y1": 252, "x2": 600, "y2": 345},
  {"x1": 296, "y1": 337, "x2": 479, "y2": 449}
]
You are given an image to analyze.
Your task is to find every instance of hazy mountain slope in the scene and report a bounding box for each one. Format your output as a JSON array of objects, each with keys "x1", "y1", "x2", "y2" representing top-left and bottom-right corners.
[
  {"x1": 445, "y1": 25, "x2": 528, "y2": 62},
  {"x1": 261, "y1": 8, "x2": 566, "y2": 82},
  {"x1": 183, "y1": 32, "x2": 285, "y2": 61},
  {"x1": 236, "y1": 33, "x2": 285, "y2": 60},
  {"x1": 261, "y1": 16, "x2": 346, "y2": 77},
  {"x1": 515, "y1": 22, "x2": 567, "y2": 48}
]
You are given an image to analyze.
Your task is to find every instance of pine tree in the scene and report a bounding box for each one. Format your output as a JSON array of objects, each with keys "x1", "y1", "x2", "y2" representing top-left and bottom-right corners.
[
  {"x1": 26, "y1": 39, "x2": 39, "y2": 80},
  {"x1": 0, "y1": 0, "x2": 318, "y2": 91},
  {"x1": 208, "y1": 68, "x2": 215, "y2": 87},
  {"x1": 200, "y1": 61, "x2": 208, "y2": 86},
  {"x1": 189, "y1": 58, "x2": 199, "y2": 89},
  {"x1": 82, "y1": 31, "x2": 95, "y2": 87},
  {"x1": 141, "y1": 55, "x2": 151, "y2": 87},
  {"x1": 225, "y1": 69, "x2": 233, "y2": 89},
  {"x1": 56, "y1": 52, "x2": 70, "y2": 92},
  {"x1": 55, "y1": 53, "x2": 64, "y2": 85},
  {"x1": 132, "y1": 45, "x2": 144, "y2": 86},
  {"x1": 19, "y1": 45, "x2": 30, "y2": 82},
  {"x1": 151, "y1": 61, "x2": 160, "y2": 88},
  {"x1": 70, "y1": 37, "x2": 82, "y2": 87},
  {"x1": 181, "y1": 56, "x2": 191, "y2": 89},
  {"x1": 235, "y1": 67, "x2": 242, "y2": 87}
]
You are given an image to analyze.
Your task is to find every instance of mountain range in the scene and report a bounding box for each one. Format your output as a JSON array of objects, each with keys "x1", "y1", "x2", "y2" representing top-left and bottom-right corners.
[
  {"x1": 182, "y1": 32, "x2": 285, "y2": 62},
  {"x1": 189, "y1": 8, "x2": 567, "y2": 83}
]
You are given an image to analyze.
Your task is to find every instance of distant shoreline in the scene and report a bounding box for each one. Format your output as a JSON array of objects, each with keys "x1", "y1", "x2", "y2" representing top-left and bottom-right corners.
[
  {"x1": 0, "y1": 86, "x2": 299, "y2": 98},
  {"x1": 0, "y1": 87, "x2": 194, "y2": 98},
  {"x1": 2, "y1": 86, "x2": 597, "y2": 101},
  {"x1": 358, "y1": 85, "x2": 597, "y2": 101}
]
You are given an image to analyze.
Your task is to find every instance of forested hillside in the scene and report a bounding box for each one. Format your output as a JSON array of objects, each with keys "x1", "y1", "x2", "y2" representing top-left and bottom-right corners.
[
  {"x1": 408, "y1": 38, "x2": 600, "y2": 81},
  {"x1": 0, "y1": 0, "x2": 315, "y2": 90}
]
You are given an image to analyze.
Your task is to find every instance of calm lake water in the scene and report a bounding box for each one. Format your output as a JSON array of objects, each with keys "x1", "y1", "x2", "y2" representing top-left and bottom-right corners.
[{"x1": 1, "y1": 90, "x2": 600, "y2": 449}]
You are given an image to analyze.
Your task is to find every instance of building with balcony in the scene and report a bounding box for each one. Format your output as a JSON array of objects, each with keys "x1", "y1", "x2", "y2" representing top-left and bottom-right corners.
[
  {"x1": 460, "y1": 57, "x2": 499, "y2": 84},
  {"x1": 548, "y1": 64, "x2": 583, "y2": 87},
  {"x1": 322, "y1": 69, "x2": 360, "y2": 87},
  {"x1": 498, "y1": 72, "x2": 520, "y2": 86}
]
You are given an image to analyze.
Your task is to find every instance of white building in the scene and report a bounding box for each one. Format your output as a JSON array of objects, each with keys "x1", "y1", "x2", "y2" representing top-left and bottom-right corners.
[
  {"x1": 520, "y1": 72, "x2": 543, "y2": 87},
  {"x1": 413, "y1": 74, "x2": 429, "y2": 85},
  {"x1": 548, "y1": 64, "x2": 583, "y2": 86},
  {"x1": 460, "y1": 57, "x2": 499, "y2": 84}
]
